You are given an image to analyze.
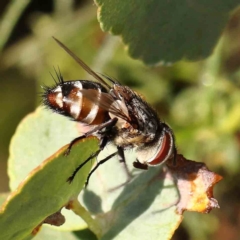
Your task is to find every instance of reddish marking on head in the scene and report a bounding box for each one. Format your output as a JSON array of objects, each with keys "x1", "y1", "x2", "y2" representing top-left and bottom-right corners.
[{"x1": 147, "y1": 132, "x2": 172, "y2": 165}]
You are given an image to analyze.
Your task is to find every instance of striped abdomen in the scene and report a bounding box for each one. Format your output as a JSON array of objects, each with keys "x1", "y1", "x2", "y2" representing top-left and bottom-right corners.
[{"x1": 44, "y1": 80, "x2": 109, "y2": 125}]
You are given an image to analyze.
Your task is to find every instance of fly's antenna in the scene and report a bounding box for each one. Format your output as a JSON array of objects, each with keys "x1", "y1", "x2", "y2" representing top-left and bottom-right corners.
[{"x1": 52, "y1": 37, "x2": 111, "y2": 89}]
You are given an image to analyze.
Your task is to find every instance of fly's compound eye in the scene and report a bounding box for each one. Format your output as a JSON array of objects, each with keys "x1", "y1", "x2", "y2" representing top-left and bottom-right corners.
[
  {"x1": 136, "y1": 128, "x2": 175, "y2": 167},
  {"x1": 147, "y1": 131, "x2": 174, "y2": 166}
]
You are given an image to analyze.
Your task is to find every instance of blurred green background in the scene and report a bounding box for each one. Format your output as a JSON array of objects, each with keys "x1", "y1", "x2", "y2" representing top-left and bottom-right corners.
[{"x1": 1, "y1": 1, "x2": 240, "y2": 239}]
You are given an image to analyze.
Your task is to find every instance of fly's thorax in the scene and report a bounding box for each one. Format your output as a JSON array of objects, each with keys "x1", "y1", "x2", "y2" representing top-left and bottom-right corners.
[
  {"x1": 132, "y1": 96, "x2": 159, "y2": 136},
  {"x1": 112, "y1": 125, "x2": 150, "y2": 149},
  {"x1": 114, "y1": 84, "x2": 159, "y2": 136},
  {"x1": 136, "y1": 127, "x2": 175, "y2": 166}
]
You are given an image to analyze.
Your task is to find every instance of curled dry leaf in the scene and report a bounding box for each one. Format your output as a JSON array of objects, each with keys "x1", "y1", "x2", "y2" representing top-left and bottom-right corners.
[
  {"x1": 43, "y1": 209, "x2": 65, "y2": 226},
  {"x1": 166, "y1": 154, "x2": 223, "y2": 214},
  {"x1": 32, "y1": 210, "x2": 65, "y2": 236}
]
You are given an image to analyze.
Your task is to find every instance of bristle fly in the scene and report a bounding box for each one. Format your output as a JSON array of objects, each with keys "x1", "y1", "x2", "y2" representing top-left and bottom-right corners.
[{"x1": 41, "y1": 38, "x2": 177, "y2": 185}]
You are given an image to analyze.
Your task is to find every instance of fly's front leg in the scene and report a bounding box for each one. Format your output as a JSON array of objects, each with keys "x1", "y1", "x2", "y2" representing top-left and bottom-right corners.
[
  {"x1": 117, "y1": 146, "x2": 132, "y2": 180},
  {"x1": 85, "y1": 151, "x2": 118, "y2": 187},
  {"x1": 107, "y1": 147, "x2": 134, "y2": 192},
  {"x1": 133, "y1": 160, "x2": 148, "y2": 170},
  {"x1": 64, "y1": 135, "x2": 86, "y2": 156},
  {"x1": 67, "y1": 118, "x2": 118, "y2": 183},
  {"x1": 67, "y1": 135, "x2": 109, "y2": 183},
  {"x1": 67, "y1": 149, "x2": 101, "y2": 183}
]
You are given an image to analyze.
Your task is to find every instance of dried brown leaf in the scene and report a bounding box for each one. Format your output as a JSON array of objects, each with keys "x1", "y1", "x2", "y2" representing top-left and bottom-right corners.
[
  {"x1": 43, "y1": 210, "x2": 65, "y2": 226},
  {"x1": 166, "y1": 155, "x2": 223, "y2": 214}
]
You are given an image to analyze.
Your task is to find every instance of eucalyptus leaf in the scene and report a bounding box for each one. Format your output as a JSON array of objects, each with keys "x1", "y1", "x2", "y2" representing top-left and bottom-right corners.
[{"x1": 96, "y1": 0, "x2": 238, "y2": 64}]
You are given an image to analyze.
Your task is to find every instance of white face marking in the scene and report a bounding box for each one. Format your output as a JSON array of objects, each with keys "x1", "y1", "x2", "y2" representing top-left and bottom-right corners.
[
  {"x1": 136, "y1": 132, "x2": 173, "y2": 166},
  {"x1": 145, "y1": 134, "x2": 165, "y2": 163},
  {"x1": 136, "y1": 133, "x2": 169, "y2": 165}
]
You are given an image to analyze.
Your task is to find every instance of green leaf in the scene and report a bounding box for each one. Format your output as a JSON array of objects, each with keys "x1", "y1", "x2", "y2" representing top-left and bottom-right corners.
[
  {"x1": 0, "y1": 193, "x2": 9, "y2": 207},
  {"x1": 7, "y1": 107, "x2": 91, "y2": 231},
  {"x1": 8, "y1": 107, "x2": 79, "y2": 190},
  {"x1": 33, "y1": 226, "x2": 97, "y2": 240},
  {"x1": 3, "y1": 107, "x2": 182, "y2": 239},
  {"x1": 33, "y1": 226, "x2": 81, "y2": 240},
  {"x1": 79, "y1": 148, "x2": 183, "y2": 239},
  {"x1": 96, "y1": 0, "x2": 238, "y2": 64},
  {"x1": 0, "y1": 107, "x2": 99, "y2": 240}
]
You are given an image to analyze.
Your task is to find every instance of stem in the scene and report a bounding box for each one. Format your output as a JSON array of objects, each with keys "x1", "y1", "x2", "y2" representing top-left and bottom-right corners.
[
  {"x1": 0, "y1": 0, "x2": 31, "y2": 51},
  {"x1": 71, "y1": 198, "x2": 102, "y2": 238}
]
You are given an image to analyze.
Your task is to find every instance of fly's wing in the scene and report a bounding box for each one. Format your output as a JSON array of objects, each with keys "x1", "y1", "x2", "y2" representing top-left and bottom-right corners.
[
  {"x1": 80, "y1": 88, "x2": 130, "y2": 122},
  {"x1": 53, "y1": 37, "x2": 111, "y2": 90},
  {"x1": 53, "y1": 37, "x2": 131, "y2": 123}
]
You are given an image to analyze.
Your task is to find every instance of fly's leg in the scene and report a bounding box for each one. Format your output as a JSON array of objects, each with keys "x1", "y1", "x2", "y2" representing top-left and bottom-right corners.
[
  {"x1": 133, "y1": 160, "x2": 148, "y2": 170},
  {"x1": 67, "y1": 134, "x2": 109, "y2": 183},
  {"x1": 67, "y1": 149, "x2": 101, "y2": 183},
  {"x1": 85, "y1": 151, "x2": 118, "y2": 187},
  {"x1": 64, "y1": 117, "x2": 118, "y2": 156},
  {"x1": 64, "y1": 135, "x2": 86, "y2": 156},
  {"x1": 117, "y1": 146, "x2": 132, "y2": 180},
  {"x1": 110, "y1": 155, "x2": 149, "y2": 192},
  {"x1": 107, "y1": 147, "x2": 134, "y2": 192}
]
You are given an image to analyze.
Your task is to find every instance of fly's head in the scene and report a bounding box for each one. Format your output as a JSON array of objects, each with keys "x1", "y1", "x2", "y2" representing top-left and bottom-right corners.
[{"x1": 136, "y1": 123, "x2": 176, "y2": 167}]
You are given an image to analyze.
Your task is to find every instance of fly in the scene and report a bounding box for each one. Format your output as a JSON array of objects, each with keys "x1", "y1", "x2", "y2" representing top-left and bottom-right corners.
[{"x1": 42, "y1": 37, "x2": 177, "y2": 186}]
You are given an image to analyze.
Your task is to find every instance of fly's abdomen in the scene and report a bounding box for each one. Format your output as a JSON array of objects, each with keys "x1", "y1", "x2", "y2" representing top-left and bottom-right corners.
[{"x1": 43, "y1": 80, "x2": 109, "y2": 125}]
